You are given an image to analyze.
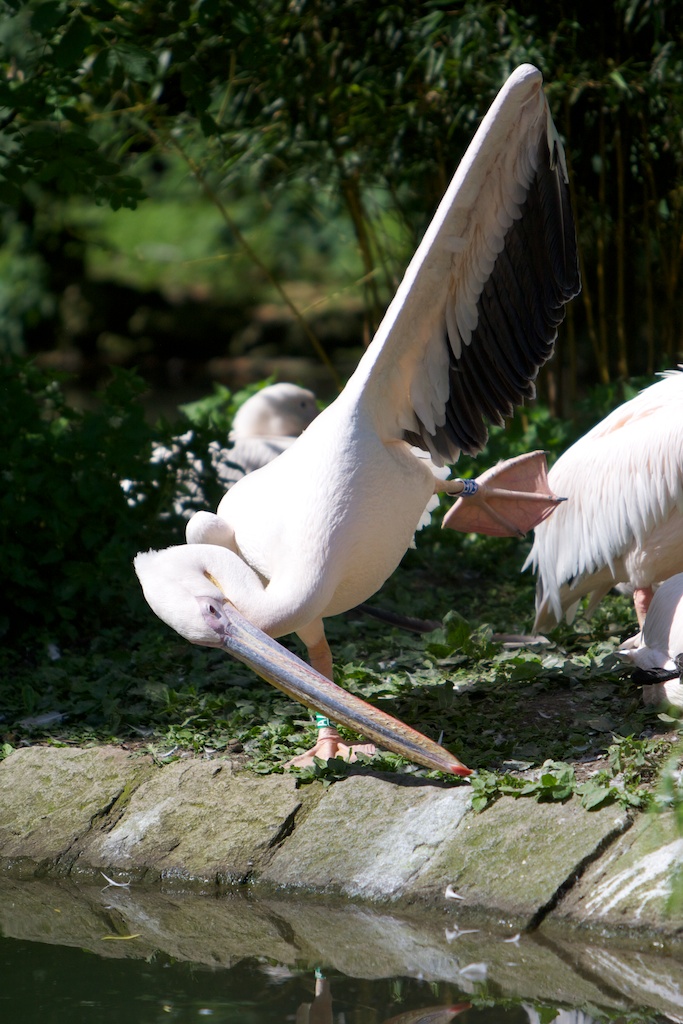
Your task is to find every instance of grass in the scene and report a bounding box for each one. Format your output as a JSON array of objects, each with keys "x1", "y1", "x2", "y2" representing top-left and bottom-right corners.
[
  {"x1": 0, "y1": 511, "x2": 676, "y2": 812},
  {"x1": 62, "y1": 154, "x2": 367, "y2": 307}
]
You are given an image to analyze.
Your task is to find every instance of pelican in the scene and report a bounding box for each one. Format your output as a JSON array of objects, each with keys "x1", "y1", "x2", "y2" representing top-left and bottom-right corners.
[
  {"x1": 617, "y1": 572, "x2": 683, "y2": 708},
  {"x1": 211, "y1": 382, "x2": 319, "y2": 489},
  {"x1": 525, "y1": 368, "x2": 683, "y2": 632},
  {"x1": 149, "y1": 383, "x2": 319, "y2": 515},
  {"x1": 135, "y1": 64, "x2": 580, "y2": 772}
]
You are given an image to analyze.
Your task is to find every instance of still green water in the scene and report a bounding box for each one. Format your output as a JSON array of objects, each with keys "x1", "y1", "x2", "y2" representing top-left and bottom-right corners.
[
  {"x1": 0, "y1": 936, "x2": 529, "y2": 1024},
  {"x1": 0, "y1": 880, "x2": 677, "y2": 1024},
  {"x1": 0, "y1": 934, "x2": 589, "y2": 1024}
]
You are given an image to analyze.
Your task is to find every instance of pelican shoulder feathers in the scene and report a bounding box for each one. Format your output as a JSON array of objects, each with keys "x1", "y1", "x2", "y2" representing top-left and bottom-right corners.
[{"x1": 526, "y1": 368, "x2": 683, "y2": 630}]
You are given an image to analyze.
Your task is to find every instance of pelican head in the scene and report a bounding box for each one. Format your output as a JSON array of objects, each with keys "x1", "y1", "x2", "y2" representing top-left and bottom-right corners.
[
  {"x1": 134, "y1": 545, "x2": 472, "y2": 776},
  {"x1": 232, "y1": 383, "x2": 318, "y2": 439}
]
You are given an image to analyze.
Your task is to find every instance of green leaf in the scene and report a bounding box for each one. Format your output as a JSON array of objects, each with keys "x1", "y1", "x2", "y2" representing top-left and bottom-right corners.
[
  {"x1": 0, "y1": 180, "x2": 23, "y2": 205},
  {"x1": 578, "y1": 783, "x2": 615, "y2": 810},
  {"x1": 110, "y1": 43, "x2": 157, "y2": 82},
  {"x1": 23, "y1": 128, "x2": 60, "y2": 151},
  {"x1": 54, "y1": 14, "x2": 93, "y2": 69},
  {"x1": 60, "y1": 106, "x2": 88, "y2": 127},
  {"x1": 609, "y1": 69, "x2": 629, "y2": 93},
  {"x1": 31, "y1": 0, "x2": 67, "y2": 34},
  {"x1": 81, "y1": 0, "x2": 118, "y2": 20}
]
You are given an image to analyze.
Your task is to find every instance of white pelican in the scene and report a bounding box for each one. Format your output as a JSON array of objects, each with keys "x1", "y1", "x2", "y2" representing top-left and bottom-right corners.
[
  {"x1": 149, "y1": 383, "x2": 319, "y2": 515},
  {"x1": 212, "y1": 382, "x2": 319, "y2": 489},
  {"x1": 525, "y1": 369, "x2": 683, "y2": 632},
  {"x1": 617, "y1": 572, "x2": 683, "y2": 708},
  {"x1": 135, "y1": 64, "x2": 580, "y2": 772}
]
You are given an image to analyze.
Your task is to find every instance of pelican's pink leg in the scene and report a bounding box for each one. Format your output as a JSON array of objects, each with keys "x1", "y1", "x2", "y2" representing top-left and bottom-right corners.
[
  {"x1": 634, "y1": 585, "x2": 655, "y2": 627},
  {"x1": 286, "y1": 633, "x2": 376, "y2": 767},
  {"x1": 286, "y1": 725, "x2": 376, "y2": 767}
]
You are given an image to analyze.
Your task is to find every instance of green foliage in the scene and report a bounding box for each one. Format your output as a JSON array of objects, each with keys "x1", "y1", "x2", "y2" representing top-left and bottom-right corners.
[
  {"x1": 470, "y1": 760, "x2": 578, "y2": 811},
  {"x1": 179, "y1": 379, "x2": 272, "y2": 433},
  {"x1": 0, "y1": 360, "x2": 310, "y2": 646},
  {"x1": 0, "y1": 0, "x2": 153, "y2": 209},
  {"x1": 2, "y1": 1, "x2": 682, "y2": 380},
  {"x1": 0, "y1": 218, "x2": 55, "y2": 354},
  {"x1": 470, "y1": 737, "x2": 663, "y2": 812},
  {"x1": 0, "y1": 358, "x2": 188, "y2": 640}
]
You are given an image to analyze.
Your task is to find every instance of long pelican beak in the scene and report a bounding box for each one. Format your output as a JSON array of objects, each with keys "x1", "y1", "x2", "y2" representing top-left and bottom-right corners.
[{"x1": 199, "y1": 596, "x2": 472, "y2": 777}]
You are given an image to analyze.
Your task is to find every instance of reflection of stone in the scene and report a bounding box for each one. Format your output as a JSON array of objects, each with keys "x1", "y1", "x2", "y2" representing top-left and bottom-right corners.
[
  {"x1": 523, "y1": 1007, "x2": 595, "y2": 1024},
  {"x1": 2, "y1": 875, "x2": 681, "y2": 1016},
  {"x1": 550, "y1": 941, "x2": 683, "y2": 1020}
]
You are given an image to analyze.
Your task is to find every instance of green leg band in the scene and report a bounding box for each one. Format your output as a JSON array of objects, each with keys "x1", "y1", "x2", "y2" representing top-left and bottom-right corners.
[{"x1": 315, "y1": 713, "x2": 332, "y2": 729}]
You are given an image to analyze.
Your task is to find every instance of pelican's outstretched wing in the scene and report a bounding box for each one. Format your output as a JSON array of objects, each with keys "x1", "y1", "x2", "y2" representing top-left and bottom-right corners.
[{"x1": 351, "y1": 64, "x2": 579, "y2": 464}]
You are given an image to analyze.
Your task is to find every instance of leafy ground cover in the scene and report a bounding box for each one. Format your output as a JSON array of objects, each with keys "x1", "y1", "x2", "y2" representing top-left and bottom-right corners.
[
  {"x1": 0, "y1": 361, "x2": 679, "y2": 815},
  {"x1": 1, "y1": 496, "x2": 677, "y2": 813}
]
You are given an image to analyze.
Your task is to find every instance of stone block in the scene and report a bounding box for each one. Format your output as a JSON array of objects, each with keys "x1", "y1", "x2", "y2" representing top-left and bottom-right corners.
[
  {"x1": 0, "y1": 747, "x2": 148, "y2": 872},
  {"x1": 75, "y1": 758, "x2": 304, "y2": 890},
  {"x1": 408, "y1": 795, "x2": 631, "y2": 924},
  {"x1": 548, "y1": 809, "x2": 683, "y2": 932},
  {"x1": 260, "y1": 774, "x2": 472, "y2": 900}
]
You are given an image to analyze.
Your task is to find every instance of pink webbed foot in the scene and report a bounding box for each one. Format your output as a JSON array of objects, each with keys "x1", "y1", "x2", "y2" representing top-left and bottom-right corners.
[
  {"x1": 442, "y1": 451, "x2": 565, "y2": 538},
  {"x1": 286, "y1": 727, "x2": 376, "y2": 768}
]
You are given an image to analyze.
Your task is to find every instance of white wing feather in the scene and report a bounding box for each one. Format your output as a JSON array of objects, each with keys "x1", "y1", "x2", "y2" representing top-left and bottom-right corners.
[
  {"x1": 526, "y1": 369, "x2": 683, "y2": 626},
  {"x1": 344, "y1": 64, "x2": 578, "y2": 466}
]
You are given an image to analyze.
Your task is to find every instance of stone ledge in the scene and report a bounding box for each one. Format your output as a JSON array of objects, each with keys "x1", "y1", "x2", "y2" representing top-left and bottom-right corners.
[{"x1": 1, "y1": 745, "x2": 682, "y2": 937}]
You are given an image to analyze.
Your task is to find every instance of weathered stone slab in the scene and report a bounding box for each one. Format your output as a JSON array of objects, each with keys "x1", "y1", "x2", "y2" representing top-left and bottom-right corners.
[
  {"x1": 259, "y1": 774, "x2": 472, "y2": 900},
  {"x1": 0, "y1": 747, "x2": 149, "y2": 872},
  {"x1": 73, "y1": 758, "x2": 305, "y2": 890},
  {"x1": 407, "y1": 795, "x2": 632, "y2": 924},
  {"x1": 548, "y1": 809, "x2": 683, "y2": 932}
]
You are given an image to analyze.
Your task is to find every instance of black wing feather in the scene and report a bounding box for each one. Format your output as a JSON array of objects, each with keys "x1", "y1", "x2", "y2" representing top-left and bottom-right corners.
[{"x1": 407, "y1": 131, "x2": 580, "y2": 461}]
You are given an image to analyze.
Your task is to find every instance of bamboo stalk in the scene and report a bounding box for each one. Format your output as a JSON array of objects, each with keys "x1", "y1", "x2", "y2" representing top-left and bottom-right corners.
[
  {"x1": 596, "y1": 109, "x2": 609, "y2": 377},
  {"x1": 642, "y1": 178, "x2": 655, "y2": 375},
  {"x1": 564, "y1": 118, "x2": 607, "y2": 385},
  {"x1": 340, "y1": 175, "x2": 386, "y2": 344},
  {"x1": 614, "y1": 120, "x2": 628, "y2": 377}
]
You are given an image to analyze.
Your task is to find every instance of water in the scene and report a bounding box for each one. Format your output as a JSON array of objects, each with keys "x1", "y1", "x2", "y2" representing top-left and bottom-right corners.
[
  {"x1": 0, "y1": 939, "x2": 512, "y2": 1024},
  {"x1": 0, "y1": 877, "x2": 677, "y2": 1024}
]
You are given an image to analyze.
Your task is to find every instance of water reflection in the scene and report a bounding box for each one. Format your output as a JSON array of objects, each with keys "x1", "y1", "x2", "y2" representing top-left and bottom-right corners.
[
  {"x1": 0, "y1": 939, "x2": 577, "y2": 1024},
  {"x1": 0, "y1": 877, "x2": 677, "y2": 1024}
]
